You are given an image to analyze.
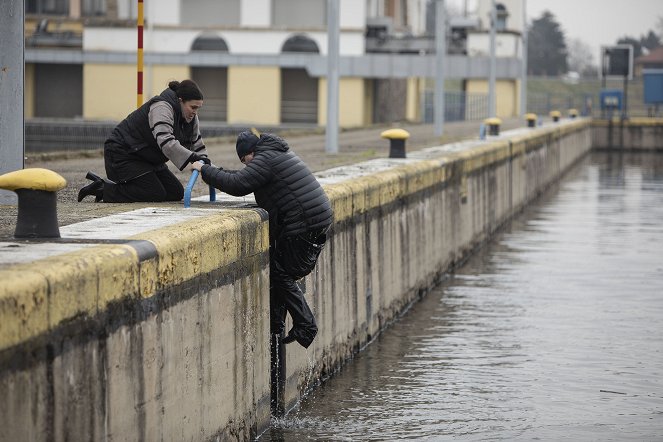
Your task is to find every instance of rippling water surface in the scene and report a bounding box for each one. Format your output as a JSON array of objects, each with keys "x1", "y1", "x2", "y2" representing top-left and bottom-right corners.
[{"x1": 263, "y1": 153, "x2": 663, "y2": 441}]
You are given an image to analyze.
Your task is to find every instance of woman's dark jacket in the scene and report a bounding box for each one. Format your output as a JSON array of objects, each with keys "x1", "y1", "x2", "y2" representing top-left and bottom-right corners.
[
  {"x1": 200, "y1": 134, "x2": 333, "y2": 237},
  {"x1": 105, "y1": 88, "x2": 204, "y2": 171}
]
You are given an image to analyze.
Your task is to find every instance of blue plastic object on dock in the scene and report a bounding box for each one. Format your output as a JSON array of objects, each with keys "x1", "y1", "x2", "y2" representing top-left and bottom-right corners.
[{"x1": 184, "y1": 163, "x2": 217, "y2": 208}]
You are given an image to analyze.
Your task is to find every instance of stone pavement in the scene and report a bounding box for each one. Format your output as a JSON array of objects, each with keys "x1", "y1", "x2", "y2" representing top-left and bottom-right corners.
[{"x1": 0, "y1": 118, "x2": 523, "y2": 239}]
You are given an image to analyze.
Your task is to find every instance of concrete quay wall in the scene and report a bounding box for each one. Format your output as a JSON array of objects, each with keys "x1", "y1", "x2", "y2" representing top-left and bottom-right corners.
[
  {"x1": 282, "y1": 119, "x2": 592, "y2": 412},
  {"x1": 592, "y1": 118, "x2": 663, "y2": 150},
  {"x1": 0, "y1": 119, "x2": 592, "y2": 440},
  {"x1": 0, "y1": 210, "x2": 272, "y2": 441}
]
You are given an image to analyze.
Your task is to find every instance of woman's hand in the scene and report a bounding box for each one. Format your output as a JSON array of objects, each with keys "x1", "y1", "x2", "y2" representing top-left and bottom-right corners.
[{"x1": 190, "y1": 161, "x2": 203, "y2": 172}]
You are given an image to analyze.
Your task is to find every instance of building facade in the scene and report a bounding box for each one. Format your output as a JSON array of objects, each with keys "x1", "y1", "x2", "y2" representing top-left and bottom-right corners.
[{"x1": 24, "y1": 0, "x2": 524, "y2": 126}]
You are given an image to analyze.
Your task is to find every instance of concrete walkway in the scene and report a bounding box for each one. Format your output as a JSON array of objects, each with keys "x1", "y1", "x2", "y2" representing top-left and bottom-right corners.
[{"x1": 0, "y1": 119, "x2": 523, "y2": 239}]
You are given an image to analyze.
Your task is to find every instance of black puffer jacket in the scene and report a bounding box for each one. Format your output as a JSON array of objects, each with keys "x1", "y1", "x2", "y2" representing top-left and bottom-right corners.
[{"x1": 200, "y1": 134, "x2": 333, "y2": 237}]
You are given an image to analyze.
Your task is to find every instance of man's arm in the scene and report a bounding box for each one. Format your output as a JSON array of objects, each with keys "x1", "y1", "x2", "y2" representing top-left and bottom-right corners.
[{"x1": 199, "y1": 155, "x2": 272, "y2": 197}]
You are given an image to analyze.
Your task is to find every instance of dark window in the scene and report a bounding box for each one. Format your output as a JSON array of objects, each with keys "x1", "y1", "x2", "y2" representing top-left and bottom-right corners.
[
  {"x1": 26, "y1": 0, "x2": 69, "y2": 15},
  {"x1": 282, "y1": 35, "x2": 320, "y2": 53},
  {"x1": 82, "y1": 0, "x2": 106, "y2": 17}
]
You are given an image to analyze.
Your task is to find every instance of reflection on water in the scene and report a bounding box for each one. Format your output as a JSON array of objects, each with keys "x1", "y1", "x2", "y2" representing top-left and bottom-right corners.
[{"x1": 262, "y1": 152, "x2": 663, "y2": 441}]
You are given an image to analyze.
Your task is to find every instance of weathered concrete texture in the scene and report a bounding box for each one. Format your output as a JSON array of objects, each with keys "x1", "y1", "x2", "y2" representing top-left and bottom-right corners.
[
  {"x1": 0, "y1": 119, "x2": 594, "y2": 441},
  {"x1": 282, "y1": 119, "x2": 593, "y2": 412},
  {"x1": 0, "y1": 209, "x2": 271, "y2": 441},
  {"x1": 592, "y1": 118, "x2": 663, "y2": 150}
]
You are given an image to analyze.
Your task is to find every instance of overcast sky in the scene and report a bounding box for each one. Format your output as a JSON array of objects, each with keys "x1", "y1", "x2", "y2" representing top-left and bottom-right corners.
[{"x1": 448, "y1": 0, "x2": 663, "y2": 59}]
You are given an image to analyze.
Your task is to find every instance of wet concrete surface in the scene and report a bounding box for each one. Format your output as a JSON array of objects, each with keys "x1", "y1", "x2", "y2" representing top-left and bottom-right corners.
[
  {"x1": 262, "y1": 152, "x2": 663, "y2": 440},
  {"x1": 0, "y1": 119, "x2": 521, "y2": 240}
]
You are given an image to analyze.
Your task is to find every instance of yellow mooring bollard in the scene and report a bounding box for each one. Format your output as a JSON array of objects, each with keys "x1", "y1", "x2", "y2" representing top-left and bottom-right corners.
[
  {"x1": 484, "y1": 117, "x2": 502, "y2": 136},
  {"x1": 525, "y1": 113, "x2": 538, "y2": 128},
  {"x1": 0, "y1": 168, "x2": 67, "y2": 238},
  {"x1": 568, "y1": 108, "x2": 579, "y2": 119},
  {"x1": 380, "y1": 128, "x2": 410, "y2": 158},
  {"x1": 550, "y1": 110, "x2": 562, "y2": 122}
]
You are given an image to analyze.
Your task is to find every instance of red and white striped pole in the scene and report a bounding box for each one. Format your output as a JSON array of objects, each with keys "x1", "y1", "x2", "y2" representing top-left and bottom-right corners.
[{"x1": 137, "y1": 0, "x2": 144, "y2": 108}]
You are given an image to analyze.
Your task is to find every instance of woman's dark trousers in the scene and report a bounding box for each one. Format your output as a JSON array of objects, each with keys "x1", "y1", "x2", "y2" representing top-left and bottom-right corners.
[{"x1": 102, "y1": 144, "x2": 184, "y2": 203}]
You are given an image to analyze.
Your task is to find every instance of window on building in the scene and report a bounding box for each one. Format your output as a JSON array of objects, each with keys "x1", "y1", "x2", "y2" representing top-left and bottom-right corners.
[
  {"x1": 281, "y1": 35, "x2": 320, "y2": 53},
  {"x1": 26, "y1": 0, "x2": 69, "y2": 15},
  {"x1": 82, "y1": 0, "x2": 106, "y2": 16},
  {"x1": 495, "y1": 3, "x2": 508, "y2": 31},
  {"x1": 273, "y1": 0, "x2": 325, "y2": 28},
  {"x1": 181, "y1": 0, "x2": 239, "y2": 26}
]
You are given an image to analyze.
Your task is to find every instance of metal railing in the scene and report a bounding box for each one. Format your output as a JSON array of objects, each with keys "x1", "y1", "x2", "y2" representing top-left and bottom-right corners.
[
  {"x1": 24, "y1": 119, "x2": 310, "y2": 154},
  {"x1": 422, "y1": 91, "x2": 488, "y2": 123}
]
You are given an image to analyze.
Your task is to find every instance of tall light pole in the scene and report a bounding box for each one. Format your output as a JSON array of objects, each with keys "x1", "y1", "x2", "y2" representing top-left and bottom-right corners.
[
  {"x1": 0, "y1": 0, "x2": 24, "y2": 204},
  {"x1": 520, "y1": 0, "x2": 528, "y2": 117},
  {"x1": 488, "y1": 0, "x2": 497, "y2": 118},
  {"x1": 136, "y1": 0, "x2": 145, "y2": 108},
  {"x1": 434, "y1": 0, "x2": 446, "y2": 137},
  {"x1": 326, "y1": 0, "x2": 340, "y2": 154}
]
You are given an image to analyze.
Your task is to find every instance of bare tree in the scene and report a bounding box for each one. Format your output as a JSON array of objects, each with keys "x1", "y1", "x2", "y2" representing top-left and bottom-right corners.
[
  {"x1": 656, "y1": 16, "x2": 663, "y2": 41},
  {"x1": 567, "y1": 38, "x2": 597, "y2": 77}
]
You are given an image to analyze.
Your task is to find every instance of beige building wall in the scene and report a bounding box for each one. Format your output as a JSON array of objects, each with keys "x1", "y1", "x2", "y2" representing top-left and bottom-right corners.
[
  {"x1": 405, "y1": 77, "x2": 422, "y2": 122},
  {"x1": 227, "y1": 66, "x2": 280, "y2": 125},
  {"x1": 83, "y1": 64, "x2": 189, "y2": 120},
  {"x1": 144, "y1": 66, "x2": 193, "y2": 101},
  {"x1": 466, "y1": 79, "x2": 518, "y2": 118},
  {"x1": 24, "y1": 64, "x2": 35, "y2": 118},
  {"x1": 318, "y1": 77, "x2": 368, "y2": 128}
]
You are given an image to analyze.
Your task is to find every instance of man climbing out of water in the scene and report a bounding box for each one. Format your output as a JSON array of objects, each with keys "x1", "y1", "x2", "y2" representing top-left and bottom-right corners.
[{"x1": 191, "y1": 128, "x2": 333, "y2": 348}]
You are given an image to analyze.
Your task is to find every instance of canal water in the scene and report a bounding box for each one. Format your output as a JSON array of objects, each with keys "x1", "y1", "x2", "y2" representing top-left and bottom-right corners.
[{"x1": 263, "y1": 152, "x2": 663, "y2": 441}]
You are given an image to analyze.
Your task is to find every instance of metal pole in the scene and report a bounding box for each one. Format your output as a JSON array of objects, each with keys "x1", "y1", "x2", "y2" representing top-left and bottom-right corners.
[
  {"x1": 0, "y1": 0, "x2": 24, "y2": 205},
  {"x1": 488, "y1": 0, "x2": 497, "y2": 118},
  {"x1": 434, "y1": 0, "x2": 446, "y2": 137},
  {"x1": 325, "y1": 0, "x2": 340, "y2": 154},
  {"x1": 520, "y1": 0, "x2": 527, "y2": 117},
  {"x1": 137, "y1": 0, "x2": 144, "y2": 108}
]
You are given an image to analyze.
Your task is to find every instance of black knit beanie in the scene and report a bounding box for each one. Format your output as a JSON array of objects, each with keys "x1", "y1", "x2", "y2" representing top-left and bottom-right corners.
[{"x1": 236, "y1": 131, "x2": 260, "y2": 160}]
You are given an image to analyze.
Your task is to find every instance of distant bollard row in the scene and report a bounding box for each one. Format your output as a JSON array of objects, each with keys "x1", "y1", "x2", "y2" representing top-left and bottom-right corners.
[{"x1": 479, "y1": 108, "x2": 581, "y2": 140}]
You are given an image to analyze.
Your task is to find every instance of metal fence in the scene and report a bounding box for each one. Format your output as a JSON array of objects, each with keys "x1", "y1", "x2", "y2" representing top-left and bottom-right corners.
[
  {"x1": 421, "y1": 90, "x2": 488, "y2": 123},
  {"x1": 526, "y1": 77, "x2": 652, "y2": 118},
  {"x1": 25, "y1": 119, "x2": 116, "y2": 153},
  {"x1": 24, "y1": 119, "x2": 306, "y2": 154},
  {"x1": 527, "y1": 92, "x2": 592, "y2": 117}
]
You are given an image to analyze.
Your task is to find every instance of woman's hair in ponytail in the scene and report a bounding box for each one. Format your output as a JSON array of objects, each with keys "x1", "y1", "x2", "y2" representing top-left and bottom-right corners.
[{"x1": 168, "y1": 79, "x2": 203, "y2": 101}]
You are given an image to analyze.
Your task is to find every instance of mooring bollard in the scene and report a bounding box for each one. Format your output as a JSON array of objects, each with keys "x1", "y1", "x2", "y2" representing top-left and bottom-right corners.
[
  {"x1": 484, "y1": 117, "x2": 502, "y2": 136},
  {"x1": 0, "y1": 168, "x2": 67, "y2": 238},
  {"x1": 380, "y1": 128, "x2": 410, "y2": 158},
  {"x1": 525, "y1": 113, "x2": 538, "y2": 128},
  {"x1": 550, "y1": 110, "x2": 561, "y2": 122},
  {"x1": 568, "y1": 108, "x2": 579, "y2": 119}
]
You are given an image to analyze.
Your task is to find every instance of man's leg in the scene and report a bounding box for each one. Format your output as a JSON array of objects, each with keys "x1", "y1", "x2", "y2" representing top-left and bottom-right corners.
[{"x1": 270, "y1": 259, "x2": 318, "y2": 348}]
